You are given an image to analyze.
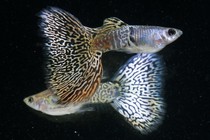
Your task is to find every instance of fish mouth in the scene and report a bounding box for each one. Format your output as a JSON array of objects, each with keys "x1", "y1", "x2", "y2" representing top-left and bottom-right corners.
[
  {"x1": 176, "y1": 29, "x2": 183, "y2": 37},
  {"x1": 23, "y1": 97, "x2": 28, "y2": 105}
]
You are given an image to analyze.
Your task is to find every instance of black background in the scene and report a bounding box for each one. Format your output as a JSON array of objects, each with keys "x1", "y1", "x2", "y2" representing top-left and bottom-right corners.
[{"x1": 1, "y1": 0, "x2": 209, "y2": 139}]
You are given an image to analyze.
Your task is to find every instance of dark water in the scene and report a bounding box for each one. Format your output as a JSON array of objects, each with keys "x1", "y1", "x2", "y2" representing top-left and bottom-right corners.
[{"x1": 2, "y1": 0, "x2": 209, "y2": 139}]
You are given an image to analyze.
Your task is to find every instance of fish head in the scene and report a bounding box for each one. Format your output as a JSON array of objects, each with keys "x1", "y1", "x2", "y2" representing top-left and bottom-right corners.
[
  {"x1": 24, "y1": 95, "x2": 48, "y2": 111},
  {"x1": 23, "y1": 90, "x2": 58, "y2": 112},
  {"x1": 128, "y1": 26, "x2": 183, "y2": 53}
]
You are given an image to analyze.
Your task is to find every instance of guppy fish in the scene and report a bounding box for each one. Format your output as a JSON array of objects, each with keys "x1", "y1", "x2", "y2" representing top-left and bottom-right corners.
[
  {"x1": 24, "y1": 53, "x2": 164, "y2": 134},
  {"x1": 35, "y1": 7, "x2": 182, "y2": 105}
]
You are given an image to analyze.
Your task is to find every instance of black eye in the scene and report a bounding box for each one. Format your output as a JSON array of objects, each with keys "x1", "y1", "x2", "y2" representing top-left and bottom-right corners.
[
  {"x1": 168, "y1": 29, "x2": 176, "y2": 36},
  {"x1": 28, "y1": 97, "x2": 34, "y2": 103}
]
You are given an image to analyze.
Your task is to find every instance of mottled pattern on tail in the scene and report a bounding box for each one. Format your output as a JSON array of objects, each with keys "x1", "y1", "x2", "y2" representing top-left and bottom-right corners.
[
  {"x1": 39, "y1": 7, "x2": 102, "y2": 104},
  {"x1": 90, "y1": 82, "x2": 121, "y2": 103},
  {"x1": 111, "y1": 53, "x2": 165, "y2": 134}
]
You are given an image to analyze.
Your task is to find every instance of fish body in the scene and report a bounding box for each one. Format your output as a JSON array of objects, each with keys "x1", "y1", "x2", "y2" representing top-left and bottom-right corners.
[
  {"x1": 92, "y1": 25, "x2": 182, "y2": 53},
  {"x1": 24, "y1": 82, "x2": 121, "y2": 116},
  {"x1": 23, "y1": 90, "x2": 85, "y2": 116},
  {"x1": 24, "y1": 53, "x2": 165, "y2": 134}
]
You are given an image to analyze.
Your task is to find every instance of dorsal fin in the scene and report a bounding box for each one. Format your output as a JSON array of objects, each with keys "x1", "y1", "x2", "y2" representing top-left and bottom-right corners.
[
  {"x1": 103, "y1": 17, "x2": 127, "y2": 27},
  {"x1": 99, "y1": 17, "x2": 128, "y2": 33}
]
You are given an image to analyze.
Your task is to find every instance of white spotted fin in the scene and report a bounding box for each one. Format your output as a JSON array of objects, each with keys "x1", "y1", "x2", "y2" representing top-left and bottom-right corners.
[{"x1": 110, "y1": 53, "x2": 165, "y2": 134}]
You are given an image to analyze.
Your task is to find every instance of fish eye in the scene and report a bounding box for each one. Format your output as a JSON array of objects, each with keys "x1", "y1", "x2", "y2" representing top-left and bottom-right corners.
[
  {"x1": 168, "y1": 29, "x2": 176, "y2": 36},
  {"x1": 28, "y1": 97, "x2": 34, "y2": 103}
]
